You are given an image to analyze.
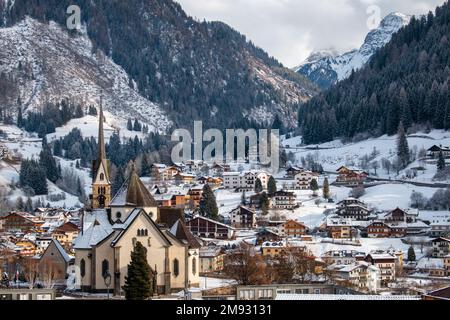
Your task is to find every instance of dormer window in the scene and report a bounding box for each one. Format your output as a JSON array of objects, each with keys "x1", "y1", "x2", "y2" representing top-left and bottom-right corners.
[{"x1": 100, "y1": 173, "x2": 105, "y2": 181}]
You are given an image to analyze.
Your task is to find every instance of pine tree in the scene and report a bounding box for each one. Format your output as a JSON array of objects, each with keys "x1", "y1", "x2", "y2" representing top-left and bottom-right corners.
[
  {"x1": 260, "y1": 192, "x2": 270, "y2": 215},
  {"x1": 17, "y1": 106, "x2": 23, "y2": 127},
  {"x1": 133, "y1": 119, "x2": 141, "y2": 132},
  {"x1": 396, "y1": 121, "x2": 410, "y2": 169},
  {"x1": 16, "y1": 197, "x2": 24, "y2": 211},
  {"x1": 254, "y1": 178, "x2": 263, "y2": 193},
  {"x1": 199, "y1": 184, "x2": 219, "y2": 220},
  {"x1": 112, "y1": 167, "x2": 125, "y2": 197},
  {"x1": 437, "y1": 150, "x2": 446, "y2": 171},
  {"x1": 127, "y1": 119, "x2": 133, "y2": 131},
  {"x1": 267, "y1": 176, "x2": 277, "y2": 195},
  {"x1": 310, "y1": 178, "x2": 319, "y2": 196},
  {"x1": 140, "y1": 154, "x2": 151, "y2": 177},
  {"x1": 40, "y1": 141, "x2": 60, "y2": 183},
  {"x1": 25, "y1": 197, "x2": 33, "y2": 213},
  {"x1": 322, "y1": 177, "x2": 330, "y2": 199},
  {"x1": 407, "y1": 246, "x2": 416, "y2": 262},
  {"x1": 123, "y1": 242, "x2": 154, "y2": 300}
]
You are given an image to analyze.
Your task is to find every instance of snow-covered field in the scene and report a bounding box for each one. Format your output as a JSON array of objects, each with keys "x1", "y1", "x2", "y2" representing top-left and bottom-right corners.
[{"x1": 283, "y1": 130, "x2": 450, "y2": 183}]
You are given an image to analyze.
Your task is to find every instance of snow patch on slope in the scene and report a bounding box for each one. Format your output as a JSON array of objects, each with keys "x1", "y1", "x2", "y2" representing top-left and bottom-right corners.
[{"x1": 0, "y1": 17, "x2": 171, "y2": 133}]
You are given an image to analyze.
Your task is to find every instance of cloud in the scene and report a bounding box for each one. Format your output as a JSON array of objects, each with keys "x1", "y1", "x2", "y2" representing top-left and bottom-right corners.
[{"x1": 175, "y1": 0, "x2": 445, "y2": 68}]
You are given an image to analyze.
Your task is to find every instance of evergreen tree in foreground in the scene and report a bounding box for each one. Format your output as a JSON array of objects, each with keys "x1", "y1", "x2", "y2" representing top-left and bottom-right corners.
[
  {"x1": 396, "y1": 122, "x2": 410, "y2": 170},
  {"x1": 123, "y1": 242, "x2": 154, "y2": 300},
  {"x1": 267, "y1": 176, "x2": 277, "y2": 195},
  {"x1": 310, "y1": 178, "x2": 319, "y2": 196},
  {"x1": 199, "y1": 184, "x2": 219, "y2": 220},
  {"x1": 407, "y1": 246, "x2": 416, "y2": 262},
  {"x1": 254, "y1": 178, "x2": 263, "y2": 193},
  {"x1": 322, "y1": 177, "x2": 330, "y2": 199}
]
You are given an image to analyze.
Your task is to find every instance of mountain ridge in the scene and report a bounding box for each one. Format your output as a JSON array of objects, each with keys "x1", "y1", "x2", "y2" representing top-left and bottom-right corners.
[
  {"x1": 296, "y1": 12, "x2": 411, "y2": 89},
  {"x1": 0, "y1": 0, "x2": 318, "y2": 132}
]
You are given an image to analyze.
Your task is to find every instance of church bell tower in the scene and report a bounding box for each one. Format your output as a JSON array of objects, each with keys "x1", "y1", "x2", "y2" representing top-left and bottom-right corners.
[{"x1": 91, "y1": 98, "x2": 111, "y2": 209}]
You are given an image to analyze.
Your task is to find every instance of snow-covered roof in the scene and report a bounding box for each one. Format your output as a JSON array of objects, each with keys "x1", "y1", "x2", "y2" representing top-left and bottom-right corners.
[
  {"x1": 417, "y1": 257, "x2": 445, "y2": 269},
  {"x1": 73, "y1": 210, "x2": 113, "y2": 249}
]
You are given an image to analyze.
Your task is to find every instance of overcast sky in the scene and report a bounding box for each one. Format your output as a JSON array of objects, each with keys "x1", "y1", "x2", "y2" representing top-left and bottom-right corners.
[{"x1": 175, "y1": 0, "x2": 445, "y2": 68}]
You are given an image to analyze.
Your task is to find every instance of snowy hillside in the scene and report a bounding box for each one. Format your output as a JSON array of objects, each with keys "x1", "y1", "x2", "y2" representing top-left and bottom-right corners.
[
  {"x1": 295, "y1": 13, "x2": 410, "y2": 88},
  {"x1": 283, "y1": 130, "x2": 450, "y2": 183},
  {"x1": 0, "y1": 124, "x2": 87, "y2": 209},
  {"x1": 0, "y1": 17, "x2": 170, "y2": 133}
]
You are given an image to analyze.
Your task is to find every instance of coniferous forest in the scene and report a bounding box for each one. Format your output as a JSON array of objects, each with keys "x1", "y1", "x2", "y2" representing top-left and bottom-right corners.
[{"x1": 298, "y1": 2, "x2": 450, "y2": 144}]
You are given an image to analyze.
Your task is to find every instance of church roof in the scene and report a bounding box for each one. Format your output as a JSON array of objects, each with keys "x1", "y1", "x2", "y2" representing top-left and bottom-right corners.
[
  {"x1": 110, "y1": 164, "x2": 157, "y2": 207},
  {"x1": 170, "y1": 219, "x2": 201, "y2": 249},
  {"x1": 93, "y1": 101, "x2": 111, "y2": 182},
  {"x1": 111, "y1": 208, "x2": 171, "y2": 247},
  {"x1": 73, "y1": 212, "x2": 114, "y2": 250}
]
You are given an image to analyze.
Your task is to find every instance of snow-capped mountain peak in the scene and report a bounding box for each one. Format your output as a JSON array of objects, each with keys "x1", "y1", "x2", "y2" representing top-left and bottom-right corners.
[{"x1": 295, "y1": 12, "x2": 411, "y2": 89}]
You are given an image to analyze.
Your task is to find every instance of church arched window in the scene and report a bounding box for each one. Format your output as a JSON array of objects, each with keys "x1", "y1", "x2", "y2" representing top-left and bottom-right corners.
[
  {"x1": 116, "y1": 212, "x2": 122, "y2": 220},
  {"x1": 173, "y1": 259, "x2": 179, "y2": 277},
  {"x1": 137, "y1": 229, "x2": 142, "y2": 236},
  {"x1": 144, "y1": 229, "x2": 148, "y2": 236},
  {"x1": 192, "y1": 258, "x2": 197, "y2": 275},
  {"x1": 80, "y1": 259, "x2": 86, "y2": 278},
  {"x1": 100, "y1": 173, "x2": 104, "y2": 181}
]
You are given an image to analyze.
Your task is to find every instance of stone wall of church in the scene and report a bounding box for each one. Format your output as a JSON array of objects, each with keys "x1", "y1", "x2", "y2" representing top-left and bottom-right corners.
[{"x1": 115, "y1": 214, "x2": 169, "y2": 292}]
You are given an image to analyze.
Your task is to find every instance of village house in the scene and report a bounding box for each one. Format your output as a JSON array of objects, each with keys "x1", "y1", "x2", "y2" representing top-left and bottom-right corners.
[
  {"x1": 187, "y1": 186, "x2": 203, "y2": 208},
  {"x1": 429, "y1": 215, "x2": 450, "y2": 237},
  {"x1": 249, "y1": 193, "x2": 273, "y2": 210},
  {"x1": 39, "y1": 239, "x2": 74, "y2": 285},
  {"x1": 383, "y1": 208, "x2": 419, "y2": 223},
  {"x1": 255, "y1": 227, "x2": 283, "y2": 245},
  {"x1": 210, "y1": 163, "x2": 230, "y2": 176},
  {"x1": 367, "y1": 221, "x2": 401, "y2": 238},
  {"x1": 271, "y1": 190, "x2": 297, "y2": 210},
  {"x1": 285, "y1": 166, "x2": 305, "y2": 178},
  {"x1": 416, "y1": 257, "x2": 446, "y2": 277},
  {"x1": 150, "y1": 163, "x2": 167, "y2": 180},
  {"x1": 174, "y1": 173, "x2": 196, "y2": 184},
  {"x1": 52, "y1": 221, "x2": 79, "y2": 246},
  {"x1": 0, "y1": 212, "x2": 43, "y2": 233},
  {"x1": 35, "y1": 237, "x2": 53, "y2": 254},
  {"x1": 222, "y1": 170, "x2": 269, "y2": 191},
  {"x1": 321, "y1": 250, "x2": 366, "y2": 265},
  {"x1": 326, "y1": 262, "x2": 380, "y2": 293},
  {"x1": 336, "y1": 198, "x2": 371, "y2": 220},
  {"x1": 427, "y1": 145, "x2": 450, "y2": 158},
  {"x1": 294, "y1": 171, "x2": 318, "y2": 190},
  {"x1": 14, "y1": 239, "x2": 37, "y2": 256},
  {"x1": 186, "y1": 216, "x2": 235, "y2": 240},
  {"x1": 281, "y1": 220, "x2": 307, "y2": 238},
  {"x1": 230, "y1": 206, "x2": 257, "y2": 229},
  {"x1": 335, "y1": 166, "x2": 368, "y2": 186},
  {"x1": 365, "y1": 251, "x2": 397, "y2": 285},
  {"x1": 326, "y1": 218, "x2": 356, "y2": 239},
  {"x1": 199, "y1": 246, "x2": 225, "y2": 273},
  {"x1": 261, "y1": 241, "x2": 286, "y2": 257},
  {"x1": 431, "y1": 237, "x2": 450, "y2": 258}
]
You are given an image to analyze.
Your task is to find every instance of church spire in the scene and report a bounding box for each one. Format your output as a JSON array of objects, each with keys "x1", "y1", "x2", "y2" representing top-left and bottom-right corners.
[
  {"x1": 91, "y1": 93, "x2": 112, "y2": 210},
  {"x1": 98, "y1": 95, "x2": 106, "y2": 162}
]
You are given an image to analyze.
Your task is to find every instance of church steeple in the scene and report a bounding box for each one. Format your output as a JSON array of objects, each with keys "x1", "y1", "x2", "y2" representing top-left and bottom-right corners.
[
  {"x1": 91, "y1": 95, "x2": 111, "y2": 209},
  {"x1": 97, "y1": 96, "x2": 107, "y2": 163}
]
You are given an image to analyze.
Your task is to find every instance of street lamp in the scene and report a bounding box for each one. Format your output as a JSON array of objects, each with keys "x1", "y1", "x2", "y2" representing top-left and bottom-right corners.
[{"x1": 103, "y1": 272, "x2": 112, "y2": 300}]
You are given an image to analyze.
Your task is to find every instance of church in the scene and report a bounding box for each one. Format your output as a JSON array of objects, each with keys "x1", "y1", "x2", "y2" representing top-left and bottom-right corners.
[{"x1": 73, "y1": 104, "x2": 201, "y2": 296}]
